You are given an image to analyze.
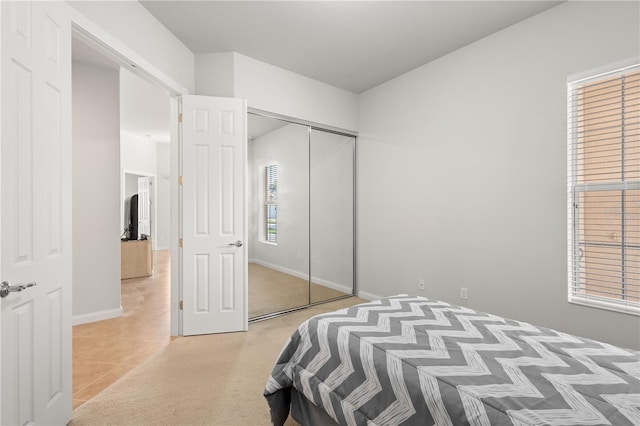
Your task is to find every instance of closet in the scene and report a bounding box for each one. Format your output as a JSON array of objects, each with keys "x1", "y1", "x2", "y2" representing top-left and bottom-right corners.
[{"x1": 247, "y1": 112, "x2": 356, "y2": 319}]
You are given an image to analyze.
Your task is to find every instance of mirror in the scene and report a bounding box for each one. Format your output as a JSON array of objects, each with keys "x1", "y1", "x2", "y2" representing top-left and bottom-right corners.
[
  {"x1": 247, "y1": 113, "x2": 355, "y2": 319},
  {"x1": 310, "y1": 130, "x2": 354, "y2": 304},
  {"x1": 248, "y1": 115, "x2": 309, "y2": 318}
]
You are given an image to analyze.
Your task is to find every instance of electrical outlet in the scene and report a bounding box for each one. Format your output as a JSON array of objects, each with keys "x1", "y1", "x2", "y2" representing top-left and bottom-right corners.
[
  {"x1": 460, "y1": 287, "x2": 468, "y2": 300},
  {"x1": 418, "y1": 279, "x2": 425, "y2": 290}
]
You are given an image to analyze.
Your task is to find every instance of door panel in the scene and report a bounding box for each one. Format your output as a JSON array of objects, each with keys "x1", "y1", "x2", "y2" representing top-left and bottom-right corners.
[
  {"x1": 310, "y1": 130, "x2": 355, "y2": 304},
  {"x1": 247, "y1": 115, "x2": 310, "y2": 319},
  {"x1": 1, "y1": 1, "x2": 72, "y2": 424},
  {"x1": 182, "y1": 95, "x2": 247, "y2": 336}
]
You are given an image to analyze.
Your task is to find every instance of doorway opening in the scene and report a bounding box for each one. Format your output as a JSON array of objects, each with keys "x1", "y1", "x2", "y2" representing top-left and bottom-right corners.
[{"x1": 71, "y1": 35, "x2": 174, "y2": 408}]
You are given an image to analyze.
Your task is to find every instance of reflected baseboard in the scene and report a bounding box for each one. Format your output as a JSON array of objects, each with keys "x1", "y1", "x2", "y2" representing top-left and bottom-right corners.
[{"x1": 248, "y1": 258, "x2": 352, "y2": 294}]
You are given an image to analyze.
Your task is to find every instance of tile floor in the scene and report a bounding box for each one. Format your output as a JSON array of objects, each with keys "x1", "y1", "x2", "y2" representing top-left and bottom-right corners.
[{"x1": 72, "y1": 250, "x2": 171, "y2": 409}]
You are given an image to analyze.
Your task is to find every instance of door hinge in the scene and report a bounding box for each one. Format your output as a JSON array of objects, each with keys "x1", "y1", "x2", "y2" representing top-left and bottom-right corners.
[
  {"x1": 179, "y1": 300, "x2": 183, "y2": 310},
  {"x1": 179, "y1": 176, "x2": 184, "y2": 185},
  {"x1": 179, "y1": 238, "x2": 183, "y2": 248},
  {"x1": 178, "y1": 113, "x2": 183, "y2": 123}
]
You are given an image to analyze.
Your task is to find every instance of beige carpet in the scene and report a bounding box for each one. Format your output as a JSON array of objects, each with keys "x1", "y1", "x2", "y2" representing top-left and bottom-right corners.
[
  {"x1": 249, "y1": 262, "x2": 350, "y2": 318},
  {"x1": 71, "y1": 297, "x2": 365, "y2": 425}
]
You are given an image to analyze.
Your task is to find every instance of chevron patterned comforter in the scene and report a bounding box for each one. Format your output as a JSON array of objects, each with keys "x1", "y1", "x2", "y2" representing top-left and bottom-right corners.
[{"x1": 264, "y1": 295, "x2": 640, "y2": 426}]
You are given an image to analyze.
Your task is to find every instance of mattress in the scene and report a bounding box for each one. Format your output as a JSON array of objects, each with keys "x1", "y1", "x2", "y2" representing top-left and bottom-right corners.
[{"x1": 264, "y1": 295, "x2": 640, "y2": 425}]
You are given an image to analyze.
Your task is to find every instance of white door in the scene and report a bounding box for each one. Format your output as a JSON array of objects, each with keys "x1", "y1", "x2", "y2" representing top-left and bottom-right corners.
[
  {"x1": 138, "y1": 177, "x2": 152, "y2": 238},
  {"x1": 181, "y1": 95, "x2": 248, "y2": 336},
  {"x1": 1, "y1": 1, "x2": 73, "y2": 424}
]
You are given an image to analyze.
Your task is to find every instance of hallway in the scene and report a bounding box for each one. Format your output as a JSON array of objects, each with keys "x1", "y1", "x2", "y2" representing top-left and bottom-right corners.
[{"x1": 72, "y1": 250, "x2": 171, "y2": 408}]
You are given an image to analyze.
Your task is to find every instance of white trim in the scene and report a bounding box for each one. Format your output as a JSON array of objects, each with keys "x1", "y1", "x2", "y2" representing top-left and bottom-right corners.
[
  {"x1": 68, "y1": 8, "x2": 188, "y2": 96},
  {"x1": 569, "y1": 296, "x2": 640, "y2": 317},
  {"x1": 249, "y1": 258, "x2": 352, "y2": 295},
  {"x1": 248, "y1": 258, "x2": 302, "y2": 279},
  {"x1": 357, "y1": 290, "x2": 384, "y2": 302},
  {"x1": 312, "y1": 274, "x2": 352, "y2": 295},
  {"x1": 567, "y1": 57, "x2": 640, "y2": 84},
  {"x1": 72, "y1": 307, "x2": 123, "y2": 326},
  {"x1": 573, "y1": 181, "x2": 640, "y2": 192},
  {"x1": 249, "y1": 108, "x2": 358, "y2": 138}
]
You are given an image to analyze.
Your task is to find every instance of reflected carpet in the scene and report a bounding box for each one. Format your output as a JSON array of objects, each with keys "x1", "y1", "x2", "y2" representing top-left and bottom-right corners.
[{"x1": 248, "y1": 262, "x2": 349, "y2": 318}]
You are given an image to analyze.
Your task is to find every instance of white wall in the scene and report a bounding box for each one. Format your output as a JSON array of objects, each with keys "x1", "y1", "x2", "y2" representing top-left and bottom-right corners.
[
  {"x1": 156, "y1": 143, "x2": 171, "y2": 250},
  {"x1": 120, "y1": 132, "x2": 158, "y2": 175},
  {"x1": 72, "y1": 62, "x2": 122, "y2": 322},
  {"x1": 195, "y1": 52, "x2": 235, "y2": 98},
  {"x1": 195, "y1": 52, "x2": 359, "y2": 131},
  {"x1": 120, "y1": 132, "x2": 159, "y2": 247},
  {"x1": 124, "y1": 173, "x2": 139, "y2": 201},
  {"x1": 356, "y1": 1, "x2": 640, "y2": 350},
  {"x1": 234, "y1": 53, "x2": 358, "y2": 131},
  {"x1": 66, "y1": 0, "x2": 194, "y2": 92},
  {"x1": 310, "y1": 130, "x2": 354, "y2": 291}
]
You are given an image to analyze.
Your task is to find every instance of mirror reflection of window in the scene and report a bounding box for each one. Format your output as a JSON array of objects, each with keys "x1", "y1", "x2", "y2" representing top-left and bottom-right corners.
[{"x1": 264, "y1": 163, "x2": 278, "y2": 244}]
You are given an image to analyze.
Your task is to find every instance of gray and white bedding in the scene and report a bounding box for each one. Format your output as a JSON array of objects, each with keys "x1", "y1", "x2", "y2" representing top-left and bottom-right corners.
[{"x1": 264, "y1": 295, "x2": 640, "y2": 425}]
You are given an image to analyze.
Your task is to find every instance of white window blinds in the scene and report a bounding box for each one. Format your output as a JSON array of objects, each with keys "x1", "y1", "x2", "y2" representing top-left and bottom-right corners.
[
  {"x1": 264, "y1": 164, "x2": 278, "y2": 243},
  {"x1": 568, "y1": 64, "x2": 640, "y2": 315}
]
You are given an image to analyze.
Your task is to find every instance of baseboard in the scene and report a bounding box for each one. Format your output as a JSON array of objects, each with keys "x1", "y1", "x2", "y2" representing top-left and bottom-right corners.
[
  {"x1": 249, "y1": 258, "x2": 306, "y2": 280},
  {"x1": 72, "y1": 306, "x2": 123, "y2": 326},
  {"x1": 357, "y1": 290, "x2": 384, "y2": 301},
  {"x1": 154, "y1": 246, "x2": 170, "y2": 251},
  {"x1": 249, "y1": 258, "x2": 353, "y2": 294},
  {"x1": 312, "y1": 276, "x2": 352, "y2": 295}
]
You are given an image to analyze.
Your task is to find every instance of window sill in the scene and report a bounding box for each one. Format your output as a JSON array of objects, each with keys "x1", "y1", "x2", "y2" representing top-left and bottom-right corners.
[
  {"x1": 569, "y1": 295, "x2": 640, "y2": 317},
  {"x1": 259, "y1": 240, "x2": 277, "y2": 247}
]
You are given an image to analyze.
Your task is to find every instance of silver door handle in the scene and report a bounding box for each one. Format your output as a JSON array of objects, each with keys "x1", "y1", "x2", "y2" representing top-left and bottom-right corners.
[
  {"x1": 0, "y1": 281, "x2": 37, "y2": 298},
  {"x1": 228, "y1": 240, "x2": 243, "y2": 247}
]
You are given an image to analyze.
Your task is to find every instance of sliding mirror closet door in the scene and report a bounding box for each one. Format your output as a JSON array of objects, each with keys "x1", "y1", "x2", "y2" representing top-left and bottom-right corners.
[
  {"x1": 310, "y1": 130, "x2": 355, "y2": 303},
  {"x1": 247, "y1": 115, "x2": 310, "y2": 318}
]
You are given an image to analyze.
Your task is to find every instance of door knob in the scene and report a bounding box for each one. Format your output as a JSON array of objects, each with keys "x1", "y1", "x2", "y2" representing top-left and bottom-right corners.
[
  {"x1": 228, "y1": 240, "x2": 243, "y2": 247},
  {"x1": 0, "y1": 281, "x2": 37, "y2": 298}
]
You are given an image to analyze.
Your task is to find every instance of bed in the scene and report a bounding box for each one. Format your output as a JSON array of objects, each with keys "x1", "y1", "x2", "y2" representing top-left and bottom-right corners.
[{"x1": 264, "y1": 295, "x2": 640, "y2": 425}]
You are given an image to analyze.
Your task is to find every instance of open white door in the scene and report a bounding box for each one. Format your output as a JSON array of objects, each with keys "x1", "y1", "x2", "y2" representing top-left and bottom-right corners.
[
  {"x1": 0, "y1": 1, "x2": 73, "y2": 424},
  {"x1": 138, "y1": 176, "x2": 152, "y2": 238},
  {"x1": 181, "y1": 95, "x2": 248, "y2": 336}
]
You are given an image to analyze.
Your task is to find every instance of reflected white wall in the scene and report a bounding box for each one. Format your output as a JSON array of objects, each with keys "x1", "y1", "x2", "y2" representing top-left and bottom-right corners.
[{"x1": 310, "y1": 130, "x2": 354, "y2": 293}]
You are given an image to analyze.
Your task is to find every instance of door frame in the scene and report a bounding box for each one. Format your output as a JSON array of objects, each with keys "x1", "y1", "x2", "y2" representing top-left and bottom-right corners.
[{"x1": 69, "y1": 9, "x2": 188, "y2": 336}]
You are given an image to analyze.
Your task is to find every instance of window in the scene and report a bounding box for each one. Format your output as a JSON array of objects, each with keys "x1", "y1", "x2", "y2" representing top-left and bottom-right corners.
[
  {"x1": 264, "y1": 163, "x2": 278, "y2": 244},
  {"x1": 568, "y1": 63, "x2": 640, "y2": 315}
]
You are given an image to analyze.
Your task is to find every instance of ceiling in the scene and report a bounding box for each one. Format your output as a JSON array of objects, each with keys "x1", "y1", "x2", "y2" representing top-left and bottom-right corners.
[
  {"x1": 140, "y1": 0, "x2": 562, "y2": 93},
  {"x1": 73, "y1": 1, "x2": 563, "y2": 144}
]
